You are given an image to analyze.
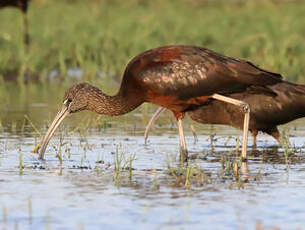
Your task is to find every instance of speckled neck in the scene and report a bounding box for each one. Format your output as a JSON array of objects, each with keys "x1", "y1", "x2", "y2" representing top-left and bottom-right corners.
[{"x1": 87, "y1": 88, "x2": 143, "y2": 116}]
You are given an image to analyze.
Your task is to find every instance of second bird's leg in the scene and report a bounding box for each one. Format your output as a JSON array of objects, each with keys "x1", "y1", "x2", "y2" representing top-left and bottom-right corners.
[
  {"x1": 211, "y1": 94, "x2": 250, "y2": 161},
  {"x1": 251, "y1": 130, "x2": 258, "y2": 149},
  {"x1": 177, "y1": 119, "x2": 188, "y2": 162},
  {"x1": 145, "y1": 108, "x2": 188, "y2": 162},
  {"x1": 269, "y1": 127, "x2": 283, "y2": 146},
  {"x1": 144, "y1": 107, "x2": 166, "y2": 144}
]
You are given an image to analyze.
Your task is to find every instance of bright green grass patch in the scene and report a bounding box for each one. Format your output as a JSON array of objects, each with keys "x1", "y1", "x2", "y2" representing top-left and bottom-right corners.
[{"x1": 0, "y1": 0, "x2": 305, "y2": 83}]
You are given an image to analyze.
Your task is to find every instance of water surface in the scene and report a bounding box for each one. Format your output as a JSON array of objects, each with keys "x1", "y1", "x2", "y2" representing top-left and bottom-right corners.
[{"x1": 0, "y1": 85, "x2": 305, "y2": 230}]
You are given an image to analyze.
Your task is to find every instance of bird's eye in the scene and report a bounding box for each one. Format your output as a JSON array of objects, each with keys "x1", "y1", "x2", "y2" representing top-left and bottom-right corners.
[{"x1": 63, "y1": 98, "x2": 72, "y2": 105}]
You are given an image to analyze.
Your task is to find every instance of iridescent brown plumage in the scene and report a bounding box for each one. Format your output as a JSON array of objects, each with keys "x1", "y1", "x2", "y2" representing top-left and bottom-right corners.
[
  {"x1": 0, "y1": 0, "x2": 30, "y2": 49},
  {"x1": 145, "y1": 81, "x2": 305, "y2": 148},
  {"x1": 38, "y1": 45, "x2": 283, "y2": 160}
]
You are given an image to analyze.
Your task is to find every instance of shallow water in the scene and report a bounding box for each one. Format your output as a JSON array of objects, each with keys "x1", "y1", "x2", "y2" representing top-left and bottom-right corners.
[
  {"x1": 1, "y1": 118, "x2": 305, "y2": 230},
  {"x1": 0, "y1": 85, "x2": 304, "y2": 229}
]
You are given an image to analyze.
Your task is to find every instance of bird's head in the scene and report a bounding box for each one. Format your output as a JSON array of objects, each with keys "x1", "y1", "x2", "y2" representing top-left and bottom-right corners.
[
  {"x1": 62, "y1": 82, "x2": 92, "y2": 113},
  {"x1": 38, "y1": 83, "x2": 95, "y2": 159}
]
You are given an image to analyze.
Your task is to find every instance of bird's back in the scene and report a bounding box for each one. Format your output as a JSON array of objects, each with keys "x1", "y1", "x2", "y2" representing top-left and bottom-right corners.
[
  {"x1": 189, "y1": 81, "x2": 305, "y2": 134},
  {"x1": 122, "y1": 45, "x2": 282, "y2": 113}
]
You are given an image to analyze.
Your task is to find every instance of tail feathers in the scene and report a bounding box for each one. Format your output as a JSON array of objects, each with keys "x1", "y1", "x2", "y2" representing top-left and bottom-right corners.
[
  {"x1": 226, "y1": 59, "x2": 283, "y2": 87},
  {"x1": 245, "y1": 61, "x2": 282, "y2": 79},
  {"x1": 270, "y1": 81, "x2": 305, "y2": 95}
]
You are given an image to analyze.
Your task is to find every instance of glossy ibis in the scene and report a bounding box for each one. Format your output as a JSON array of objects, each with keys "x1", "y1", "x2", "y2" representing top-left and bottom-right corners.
[
  {"x1": 0, "y1": 0, "x2": 30, "y2": 49},
  {"x1": 145, "y1": 80, "x2": 305, "y2": 148},
  {"x1": 38, "y1": 45, "x2": 283, "y2": 160}
]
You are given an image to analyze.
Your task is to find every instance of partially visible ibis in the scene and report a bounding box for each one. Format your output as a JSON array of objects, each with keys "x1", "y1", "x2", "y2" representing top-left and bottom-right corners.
[
  {"x1": 145, "y1": 80, "x2": 305, "y2": 148},
  {"x1": 0, "y1": 0, "x2": 30, "y2": 50}
]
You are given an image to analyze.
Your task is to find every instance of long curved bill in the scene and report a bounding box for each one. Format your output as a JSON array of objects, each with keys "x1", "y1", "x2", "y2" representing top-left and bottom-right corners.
[{"x1": 38, "y1": 105, "x2": 70, "y2": 160}]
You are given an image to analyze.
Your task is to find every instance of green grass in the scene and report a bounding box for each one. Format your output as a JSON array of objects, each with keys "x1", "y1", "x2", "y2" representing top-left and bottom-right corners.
[
  {"x1": 19, "y1": 148, "x2": 23, "y2": 175},
  {"x1": 1, "y1": 0, "x2": 305, "y2": 83},
  {"x1": 1, "y1": 0, "x2": 305, "y2": 140}
]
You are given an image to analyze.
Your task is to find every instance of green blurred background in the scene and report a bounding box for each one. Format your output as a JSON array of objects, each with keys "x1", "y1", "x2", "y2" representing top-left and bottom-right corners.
[
  {"x1": 1, "y1": 0, "x2": 305, "y2": 83},
  {"x1": 0, "y1": 0, "x2": 305, "y2": 132}
]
